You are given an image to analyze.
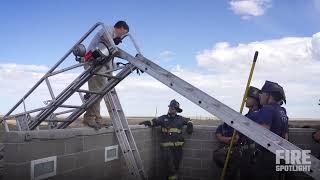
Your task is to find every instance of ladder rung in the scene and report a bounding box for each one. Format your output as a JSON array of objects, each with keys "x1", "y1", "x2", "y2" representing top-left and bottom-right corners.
[
  {"x1": 54, "y1": 109, "x2": 74, "y2": 116},
  {"x1": 77, "y1": 89, "x2": 101, "y2": 95},
  {"x1": 45, "y1": 119, "x2": 72, "y2": 122},
  {"x1": 94, "y1": 72, "x2": 118, "y2": 79},
  {"x1": 59, "y1": 105, "x2": 82, "y2": 108}
]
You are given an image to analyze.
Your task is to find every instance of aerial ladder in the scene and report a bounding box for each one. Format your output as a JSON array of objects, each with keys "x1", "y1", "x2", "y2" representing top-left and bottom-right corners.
[{"x1": 1, "y1": 22, "x2": 320, "y2": 180}]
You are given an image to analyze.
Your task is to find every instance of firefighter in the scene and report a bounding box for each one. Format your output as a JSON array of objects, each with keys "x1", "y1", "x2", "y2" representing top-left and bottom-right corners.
[
  {"x1": 83, "y1": 21, "x2": 129, "y2": 130},
  {"x1": 239, "y1": 86, "x2": 261, "y2": 180},
  {"x1": 214, "y1": 122, "x2": 240, "y2": 180},
  {"x1": 139, "y1": 99, "x2": 193, "y2": 180},
  {"x1": 253, "y1": 80, "x2": 288, "y2": 180}
]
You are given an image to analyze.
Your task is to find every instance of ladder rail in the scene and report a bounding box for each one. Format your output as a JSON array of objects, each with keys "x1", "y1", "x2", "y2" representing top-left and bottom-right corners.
[
  {"x1": 116, "y1": 48, "x2": 320, "y2": 180},
  {"x1": 29, "y1": 55, "x2": 117, "y2": 129},
  {"x1": 104, "y1": 90, "x2": 146, "y2": 179},
  {"x1": 56, "y1": 64, "x2": 136, "y2": 129},
  {"x1": 28, "y1": 65, "x2": 98, "y2": 129},
  {"x1": 104, "y1": 92, "x2": 145, "y2": 180},
  {"x1": 108, "y1": 91, "x2": 145, "y2": 171}
]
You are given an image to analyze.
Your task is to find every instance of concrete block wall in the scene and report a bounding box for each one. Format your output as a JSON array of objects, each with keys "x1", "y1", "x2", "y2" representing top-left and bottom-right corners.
[
  {"x1": 3, "y1": 126, "x2": 156, "y2": 180},
  {"x1": 180, "y1": 126, "x2": 220, "y2": 180},
  {"x1": 179, "y1": 126, "x2": 320, "y2": 180},
  {"x1": 3, "y1": 125, "x2": 320, "y2": 180}
]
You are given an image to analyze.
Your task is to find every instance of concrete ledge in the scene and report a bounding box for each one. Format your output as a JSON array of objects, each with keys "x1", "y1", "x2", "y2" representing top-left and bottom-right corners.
[{"x1": 4, "y1": 125, "x2": 148, "y2": 143}]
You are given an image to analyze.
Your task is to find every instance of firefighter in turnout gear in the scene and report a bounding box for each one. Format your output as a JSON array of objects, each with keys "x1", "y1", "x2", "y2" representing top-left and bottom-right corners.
[{"x1": 139, "y1": 99, "x2": 193, "y2": 180}]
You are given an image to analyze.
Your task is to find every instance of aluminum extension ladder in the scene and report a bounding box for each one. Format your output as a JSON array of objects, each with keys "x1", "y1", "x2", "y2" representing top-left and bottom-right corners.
[
  {"x1": 1, "y1": 22, "x2": 320, "y2": 180},
  {"x1": 104, "y1": 89, "x2": 146, "y2": 179}
]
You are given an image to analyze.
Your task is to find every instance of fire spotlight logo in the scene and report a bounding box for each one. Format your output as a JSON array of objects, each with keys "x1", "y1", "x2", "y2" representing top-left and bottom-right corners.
[{"x1": 275, "y1": 150, "x2": 311, "y2": 172}]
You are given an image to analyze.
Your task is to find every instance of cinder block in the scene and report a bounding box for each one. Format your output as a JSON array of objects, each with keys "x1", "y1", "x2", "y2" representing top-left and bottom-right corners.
[
  {"x1": 189, "y1": 149, "x2": 202, "y2": 159},
  {"x1": 184, "y1": 140, "x2": 202, "y2": 150},
  {"x1": 141, "y1": 149, "x2": 152, "y2": 162},
  {"x1": 182, "y1": 158, "x2": 201, "y2": 169},
  {"x1": 104, "y1": 158, "x2": 121, "y2": 172},
  {"x1": 200, "y1": 149, "x2": 213, "y2": 160},
  {"x1": 132, "y1": 130, "x2": 147, "y2": 141},
  {"x1": 46, "y1": 174, "x2": 65, "y2": 180},
  {"x1": 201, "y1": 141, "x2": 219, "y2": 151},
  {"x1": 179, "y1": 167, "x2": 192, "y2": 177},
  {"x1": 83, "y1": 134, "x2": 117, "y2": 151},
  {"x1": 63, "y1": 163, "x2": 112, "y2": 180},
  {"x1": 185, "y1": 131, "x2": 212, "y2": 141},
  {"x1": 136, "y1": 142, "x2": 144, "y2": 153},
  {"x1": 3, "y1": 162, "x2": 30, "y2": 180},
  {"x1": 182, "y1": 149, "x2": 213, "y2": 160},
  {"x1": 183, "y1": 149, "x2": 193, "y2": 158},
  {"x1": 4, "y1": 140, "x2": 65, "y2": 163},
  {"x1": 201, "y1": 159, "x2": 214, "y2": 169},
  {"x1": 61, "y1": 167, "x2": 89, "y2": 180},
  {"x1": 181, "y1": 177, "x2": 201, "y2": 180},
  {"x1": 64, "y1": 136, "x2": 84, "y2": 154},
  {"x1": 75, "y1": 149, "x2": 104, "y2": 168},
  {"x1": 3, "y1": 132, "x2": 26, "y2": 143},
  {"x1": 191, "y1": 169, "x2": 213, "y2": 179},
  {"x1": 57, "y1": 155, "x2": 76, "y2": 174}
]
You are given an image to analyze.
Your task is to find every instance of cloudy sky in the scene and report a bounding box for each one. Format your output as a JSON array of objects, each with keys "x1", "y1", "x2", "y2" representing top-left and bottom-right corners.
[{"x1": 1, "y1": 0, "x2": 320, "y2": 119}]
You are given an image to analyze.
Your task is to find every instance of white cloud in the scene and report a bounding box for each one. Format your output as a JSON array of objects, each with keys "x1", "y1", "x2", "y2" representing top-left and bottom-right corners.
[
  {"x1": 0, "y1": 62, "x2": 243, "y2": 118},
  {"x1": 1, "y1": 32, "x2": 320, "y2": 118},
  {"x1": 196, "y1": 32, "x2": 320, "y2": 118},
  {"x1": 314, "y1": 0, "x2": 320, "y2": 12},
  {"x1": 159, "y1": 50, "x2": 175, "y2": 62},
  {"x1": 229, "y1": 0, "x2": 272, "y2": 19}
]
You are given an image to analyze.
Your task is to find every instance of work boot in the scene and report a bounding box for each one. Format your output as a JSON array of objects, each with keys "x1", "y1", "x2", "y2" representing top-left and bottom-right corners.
[
  {"x1": 83, "y1": 121, "x2": 101, "y2": 130},
  {"x1": 95, "y1": 116, "x2": 107, "y2": 126},
  {"x1": 96, "y1": 119, "x2": 109, "y2": 128},
  {"x1": 168, "y1": 174, "x2": 178, "y2": 180}
]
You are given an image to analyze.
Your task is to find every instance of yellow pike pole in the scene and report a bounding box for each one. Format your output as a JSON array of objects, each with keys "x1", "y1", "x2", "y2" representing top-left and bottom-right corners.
[{"x1": 220, "y1": 51, "x2": 259, "y2": 180}]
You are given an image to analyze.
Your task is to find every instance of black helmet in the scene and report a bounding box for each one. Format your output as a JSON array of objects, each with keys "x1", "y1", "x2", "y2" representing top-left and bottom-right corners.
[
  {"x1": 261, "y1": 81, "x2": 286, "y2": 104},
  {"x1": 168, "y1": 99, "x2": 183, "y2": 113},
  {"x1": 247, "y1": 86, "x2": 260, "y2": 101}
]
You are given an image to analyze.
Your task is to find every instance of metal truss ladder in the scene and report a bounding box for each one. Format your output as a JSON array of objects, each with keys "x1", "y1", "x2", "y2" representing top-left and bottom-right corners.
[{"x1": 0, "y1": 22, "x2": 147, "y2": 180}]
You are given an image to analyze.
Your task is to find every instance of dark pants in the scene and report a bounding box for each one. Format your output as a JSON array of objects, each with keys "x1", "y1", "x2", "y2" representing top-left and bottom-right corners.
[
  {"x1": 253, "y1": 150, "x2": 279, "y2": 180},
  {"x1": 213, "y1": 146, "x2": 241, "y2": 180},
  {"x1": 239, "y1": 148, "x2": 255, "y2": 180},
  {"x1": 161, "y1": 147, "x2": 183, "y2": 179},
  {"x1": 225, "y1": 147, "x2": 241, "y2": 180}
]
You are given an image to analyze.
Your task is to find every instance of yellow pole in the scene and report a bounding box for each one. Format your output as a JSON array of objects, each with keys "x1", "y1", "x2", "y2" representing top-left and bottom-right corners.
[{"x1": 220, "y1": 51, "x2": 259, "y2": 180}]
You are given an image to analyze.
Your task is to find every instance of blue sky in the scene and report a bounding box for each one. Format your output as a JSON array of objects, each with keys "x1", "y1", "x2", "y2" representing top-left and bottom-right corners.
[
  {"x1": 1, "y1": 0, "x2": 320, "y2": 118},
  {"x1": 1, "y1": 0, "x2": 319, "y2": 68}
]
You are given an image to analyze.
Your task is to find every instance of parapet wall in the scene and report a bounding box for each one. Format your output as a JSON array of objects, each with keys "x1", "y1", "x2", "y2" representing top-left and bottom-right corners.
[{"x1": 3, "y1": 126, "x2": 320, "y2": 180}]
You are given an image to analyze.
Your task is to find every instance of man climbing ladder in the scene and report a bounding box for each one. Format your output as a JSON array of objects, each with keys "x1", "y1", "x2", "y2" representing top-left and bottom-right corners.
[{"x1": 83, "y1": 21, "x2": 129, "y2": 130}]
